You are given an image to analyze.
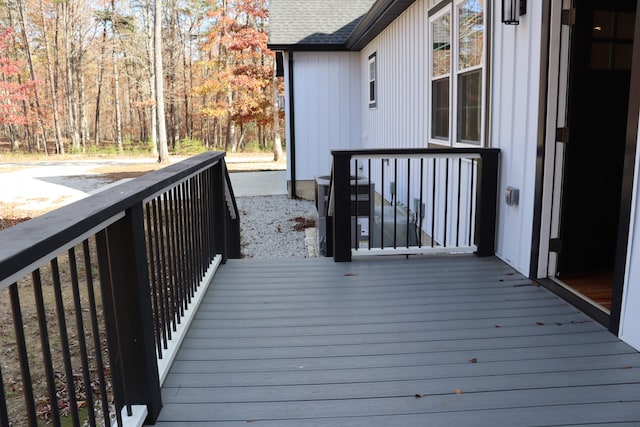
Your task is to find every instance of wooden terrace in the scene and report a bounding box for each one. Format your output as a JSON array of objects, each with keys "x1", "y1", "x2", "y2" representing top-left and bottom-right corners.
[
  {"x1": 1, "y1": 151, "x2": 639, "y2": 426},
  {"x1": 156, "y1": 255, "x2": 640, "y2": 426}
]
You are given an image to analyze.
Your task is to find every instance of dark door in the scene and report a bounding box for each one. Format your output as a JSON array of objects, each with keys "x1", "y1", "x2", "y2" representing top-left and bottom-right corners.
[{"x1": 557, "y1": 0, "x2": 636, "y2": 282}]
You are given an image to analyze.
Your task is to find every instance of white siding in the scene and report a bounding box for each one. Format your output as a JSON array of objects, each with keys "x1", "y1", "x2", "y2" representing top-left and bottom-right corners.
[
  {"x1": 360, "y1": 1, "x2": 429, "y2": 150},
  {"x1": 356, "y1": 0, "x2": 546, "y2": 275},
  {"x1": 620, "y1": 115, "x2": 640, "y2": 351},
  {"x1": 285, "y1": 52, "x2": 361, "y2": 180},
  {"x1": 489, "y1": 3, "x2": 545, "y2": 275}
]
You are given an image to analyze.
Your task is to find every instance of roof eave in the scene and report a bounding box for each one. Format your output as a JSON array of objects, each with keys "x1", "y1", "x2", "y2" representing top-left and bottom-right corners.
[
  {"x1": 267, "y1": 43, "x2": 349, "y2": 52},
  {"x1": 345, "y1": 0, "x2": 416, "y2": 51}
]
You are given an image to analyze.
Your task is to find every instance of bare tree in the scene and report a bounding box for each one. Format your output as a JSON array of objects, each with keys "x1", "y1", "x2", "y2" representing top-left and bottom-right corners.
[
  {"x1": 17, "y1": 0, "x2": 51, "y2": 154},
  {"x1": 94, "y1": 12, "x2": 108, "y2": 147},
  {"x1": 111, "y1": 0, "x2": 123, "y2": 153},
  {"x1": 155, "y1": 0, "x2": 169, "y2": 162}
]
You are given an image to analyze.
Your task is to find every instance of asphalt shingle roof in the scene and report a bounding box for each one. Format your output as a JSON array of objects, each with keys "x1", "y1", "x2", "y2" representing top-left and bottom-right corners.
[{"x1": 268, "y1": 0, "x2": 377, "y2": 49}]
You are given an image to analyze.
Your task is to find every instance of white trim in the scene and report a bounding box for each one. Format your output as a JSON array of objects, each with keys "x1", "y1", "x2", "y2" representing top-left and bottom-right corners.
[
  {"x1": 353, "y1": 245, "x2": 476, "y2": 257},
  {"x1": 352, "y1": 153, "x2": 481, "y2": 161},
  {"x1": 157, "y1": 254, "x2": 223, "y2": 385},
  {"x1": 620, "y1": 118, "x2": 640, "y2": 344},
  {"x1": 113, "y1": 405, "x2": 148, "y2": 427},
  {"x1": 427, "y1": 0, "x2": 487, "y2": 147},
  {"x1": 368, "y1": 52, "x2": 378, "y2": 108},
  {"x1": 428, "y1": 5, "x2": 453, "y2": 144}
]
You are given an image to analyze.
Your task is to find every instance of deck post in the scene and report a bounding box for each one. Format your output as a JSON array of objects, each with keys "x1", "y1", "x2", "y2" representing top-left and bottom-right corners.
[
  {"x1": 223, "y1": 164, "x2": 242, "y2": 259},
  {"x1": 102, "y1": 203, "x2": 162, "y2": 422},
  {"x1": 332, "y1": 153, "x2": 352, "y2": 262},
  {"x1": 475, "y1": 150, "x2": 499, "y2": 256},
  {"x1": 212, "y1": 160, "x2": 229, "y2": 263}
]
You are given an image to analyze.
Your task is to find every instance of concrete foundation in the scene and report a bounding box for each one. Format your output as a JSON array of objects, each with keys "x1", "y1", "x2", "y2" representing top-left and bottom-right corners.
[{"x1": 287, "y1": 179, "x2": 315, "y2": 200}]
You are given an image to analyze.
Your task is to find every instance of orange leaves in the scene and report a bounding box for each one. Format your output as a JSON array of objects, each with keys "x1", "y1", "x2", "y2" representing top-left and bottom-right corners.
[
  {"x1": 0, "y1": 28, "x2": 38, "y2": 126},
  {"x1": 196, "y1": 0, "x2": 273, "y2": 126}
]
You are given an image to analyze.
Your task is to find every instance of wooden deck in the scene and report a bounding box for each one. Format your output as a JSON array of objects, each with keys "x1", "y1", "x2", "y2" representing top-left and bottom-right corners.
[{"x1": 156, "y1": 255, "x2": 640, "y2": 426}]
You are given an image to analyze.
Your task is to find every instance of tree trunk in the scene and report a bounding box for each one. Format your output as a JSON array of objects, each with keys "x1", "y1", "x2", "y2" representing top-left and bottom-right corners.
[
  {"x1": 155, "y1": 0, "x2": 169, "y2": 163},
  {"x1": 226, "y1": 117, "x2": 235, "y2": 152},
  {"x1": 6, "y1": 5, "x2": 27, "y2": 151},
  {"x1": 78, "y1": 63, "x2": 88, "y2": 151},
  {"x1": 183, "y1": 26, "x2": 192, "y2": 139},
  {"x1": 167, "y1": 4, "x2": 179, "y2": 150},
  {"x1": 237, "y1": 124, "x2": 248, "y2": 151},
  {"x1": 113, "y1": 51, "x2": 123, "y2": 153},
  {"x1": 18, "y1": 0, "x2": 50, "y2": 155},
  {"x1": 63, "y1": 1, "x2": 80, "y2": 151},
  {"x1": 8, "y1": 124, "x2": 20, "y2": 152},
  {"x1": 113, "y1": 41, "x2": 123, "y2": 153},
  {"x1": 94, "y1": 24, "x2": 107, "y2": 147},
  {"x1": 38, "y1": 0, "x2": 65, "y2": 154},
  {"x1": 144, "y1": 0, "x2": 158, "y2": 156}
]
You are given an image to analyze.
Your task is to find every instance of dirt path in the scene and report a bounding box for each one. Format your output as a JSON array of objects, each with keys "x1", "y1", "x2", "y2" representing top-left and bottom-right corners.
[{"x1": 0, "y1": 152, "x2": 286, "y2": 228}]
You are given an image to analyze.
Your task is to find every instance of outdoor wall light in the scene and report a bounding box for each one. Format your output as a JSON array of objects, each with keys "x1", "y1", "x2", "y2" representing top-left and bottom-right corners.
[{"x1": 502, "y1": 0, "x2": 526, "y2": 25}]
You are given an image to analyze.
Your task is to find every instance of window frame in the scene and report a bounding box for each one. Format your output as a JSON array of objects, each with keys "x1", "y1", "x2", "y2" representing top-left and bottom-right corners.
[
  {"x1": 428, "y1": 0, "x2": 487, "y2": 148},
  {"x1": 429, "y1": 6, "x2": 452, "y2": 142},
  {"x1": 368, "y1": 52, "x2": 377, "y2": 109}
]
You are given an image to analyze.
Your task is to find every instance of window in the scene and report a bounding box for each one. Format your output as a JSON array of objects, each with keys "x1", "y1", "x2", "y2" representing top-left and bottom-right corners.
[
  {"x1": 368, "y1": 52, "x2": 377, "y2": 108},
  {"x1": 429, "y1": 0, "x2": 485, "y2": 146},
  {"x1": 591, "y1": 10, "x2": 635, "y2": 71},
  {"x1": 431, "y1": 11, "x2": 451, "y2": 140}
]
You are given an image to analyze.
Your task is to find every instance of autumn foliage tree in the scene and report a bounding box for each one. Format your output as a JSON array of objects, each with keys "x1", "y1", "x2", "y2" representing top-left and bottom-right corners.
[
  {"x1": 196, "y1": 0, "x2": 275, "y2": 152},
  {"x1": 0, "y1": 27, "x2": 37, "y2": 150},
  {"x1": 0, "y1": 0, "x2": 284, "y2": 157}
]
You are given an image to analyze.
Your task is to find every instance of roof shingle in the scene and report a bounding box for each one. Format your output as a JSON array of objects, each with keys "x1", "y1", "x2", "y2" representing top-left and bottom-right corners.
[{"x1": 268, "y1": 0, "x2": 376, "y2": 49}]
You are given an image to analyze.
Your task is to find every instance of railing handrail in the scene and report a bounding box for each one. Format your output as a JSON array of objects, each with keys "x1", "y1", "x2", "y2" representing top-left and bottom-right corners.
[
  {"x1": 331, "y1": 147, "x2": 500, "y2": 157},
  {"x1": 0, "y1": 151, "x2": 227, "y2": 292},
  {"x1": 329, "y1": 148, "x2": 500, "y2": 262},
  {"x1": 0, "y1": 150, "x2": 241, "y2": 425}
]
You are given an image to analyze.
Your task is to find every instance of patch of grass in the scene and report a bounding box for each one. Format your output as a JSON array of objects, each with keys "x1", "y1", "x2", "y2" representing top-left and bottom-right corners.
[
  {"x1": 172, "y1": 137, "x2": 208, "y2": 155},
  {"x1": 242, "y1": 140, "x2": 277, "y2": 153}
]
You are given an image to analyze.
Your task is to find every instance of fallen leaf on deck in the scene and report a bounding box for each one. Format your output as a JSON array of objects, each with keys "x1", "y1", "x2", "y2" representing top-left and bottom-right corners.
[
  {"x1": 415, "y1": 393, "x2": 425, "y2": 398},
  {"x1": 455, "y1": 388, "x2": 463, "y2": 395},
  {"x1": 536, "y1": 322, "x2": 545, "y2": 326},
  {"x1": 344, "y1": 272, "x2": 358, "y2": 276},
  {"x1": 495, "y1": 324, "x2": 502, "y2": 328},
  {"x1": 470, "y1": 358, "x2": 477, "y2": 363}
]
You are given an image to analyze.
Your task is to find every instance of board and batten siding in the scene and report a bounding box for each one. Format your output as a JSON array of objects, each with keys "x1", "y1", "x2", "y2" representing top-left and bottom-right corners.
[
  {"x1": 360, "y1": 0, "x2": 428, "y2": 151},
  {"x1": 284, "y1": 51, "x2": 361, "y2": 181},
  {"x1": 488, "y1": 3, "x2": 545, "y2": 275},
  {"x1": 357, "y1": 0, "x2": 545, "y2": 275},
  {"x1": 620, "y1": 114, "x2": 640, "y2": 351}
]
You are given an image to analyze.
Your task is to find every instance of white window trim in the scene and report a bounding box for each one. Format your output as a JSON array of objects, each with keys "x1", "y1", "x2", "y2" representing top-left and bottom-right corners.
[
  {"x1": 428, "y1": 0, "x2": 487, "y2": 148},
  {"x1": 368, "y1": 52, "x2": 377, "y2": 109},
  {"x1": 429, "y1": 5, "x2": 453, "y2": 145}
]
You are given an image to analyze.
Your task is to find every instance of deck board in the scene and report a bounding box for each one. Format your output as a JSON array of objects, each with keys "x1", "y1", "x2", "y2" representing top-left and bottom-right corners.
[{"x1": 156, "y1": 255, "x2": 640, "y2": 426}]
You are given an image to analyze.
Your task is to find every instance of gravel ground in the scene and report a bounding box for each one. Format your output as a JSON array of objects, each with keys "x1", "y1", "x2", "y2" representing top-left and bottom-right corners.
[{"x1": 236, "y1": 195, "x2": 317, "y2": 258}]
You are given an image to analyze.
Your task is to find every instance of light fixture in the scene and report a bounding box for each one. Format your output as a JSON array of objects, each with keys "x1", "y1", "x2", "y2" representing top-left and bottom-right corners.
[{"x1": 502, "y1": 0, "x2": 527, "y2": 25}]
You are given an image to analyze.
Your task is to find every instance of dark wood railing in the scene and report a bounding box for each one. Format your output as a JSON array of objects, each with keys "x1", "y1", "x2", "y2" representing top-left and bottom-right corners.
[
  {"x1": 0, "y1": 152, "x2": 240, "y2": 426},
  {"x1": 328, "y1": 148, "x2": 499, "y2": 262}
]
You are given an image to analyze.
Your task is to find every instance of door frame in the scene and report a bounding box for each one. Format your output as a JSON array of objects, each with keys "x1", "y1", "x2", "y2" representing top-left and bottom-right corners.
[{"x1": 532, "y1": 0, "x2": 640, "y2": 333}]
